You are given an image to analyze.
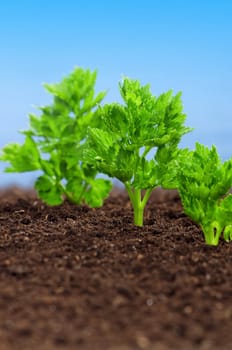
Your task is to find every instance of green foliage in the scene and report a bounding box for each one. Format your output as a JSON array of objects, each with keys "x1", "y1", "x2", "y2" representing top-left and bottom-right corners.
[
  {"x1": 82, "y1": 77, "x2": 192, "y2": 225},
  {"x1": 0, "y1": 67, "x2": 112, "y2": 206},
  {"x1": 177, "y1": 142, "x2": 232, "y2": 245}
]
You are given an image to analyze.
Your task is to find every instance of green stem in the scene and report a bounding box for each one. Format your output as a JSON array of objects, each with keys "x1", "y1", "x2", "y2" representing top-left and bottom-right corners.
[
  {"x1": 224, "y1": 225, "x2": 232, "y2": 242},
  {"x1": 142, "y1": 146, "x2": 151, "y2": 159},
  {"x1": 141, "y1": 188, "x2": 153, "y2": 207},
  {"x1": 134, "y1": 189, "x2": 143, "y2": 226},
  {"x1": 64, "y1": 182, "x2": 88, "y2": 204},
  {"x1": 125, "y1": 184, "x2": 153, "y2": 226},
  {"x1": 202, "y1": 221, "x2": 222, "y2": 246}
]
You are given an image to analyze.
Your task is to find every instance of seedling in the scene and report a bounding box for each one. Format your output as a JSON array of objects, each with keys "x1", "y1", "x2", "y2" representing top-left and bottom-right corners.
[
  {"x1": 0, "y1": 67, "x2": 112, "y2": 206},
  {"x1": 82, "y1": 78, "x2": 191, "y2": 226},
  {"x1": 177, "y1": 142, "x2": 232, "y2": 245}
]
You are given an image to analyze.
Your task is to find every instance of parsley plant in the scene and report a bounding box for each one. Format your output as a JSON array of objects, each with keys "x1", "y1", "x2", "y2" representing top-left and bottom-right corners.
[
  {"x1": 0, "y1": 67, "x2": 112, "y2": 206},
  {"x1": 178, "y1": 142, "x2": 232, "y2": 245},
  {"x1": 83, "y1": 78, "x2": 191, "y2": 226}
]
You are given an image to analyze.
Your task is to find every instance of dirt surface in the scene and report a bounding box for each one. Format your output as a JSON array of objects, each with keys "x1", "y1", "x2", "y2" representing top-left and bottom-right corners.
[{"x1": 0, "y1": 187, "x2": 232, "y2": 350}]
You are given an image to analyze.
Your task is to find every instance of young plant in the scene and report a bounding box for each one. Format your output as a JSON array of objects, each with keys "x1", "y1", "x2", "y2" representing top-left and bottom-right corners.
[
  {"x1": 177, "y1": 142, "x2": 232, "y2": 245},
  {"x1": 82, "y1": 78, "x2": 192, "y2": 226},
  {"x1": 0, "y1": 67, "x2": 112, "y2": 206}
]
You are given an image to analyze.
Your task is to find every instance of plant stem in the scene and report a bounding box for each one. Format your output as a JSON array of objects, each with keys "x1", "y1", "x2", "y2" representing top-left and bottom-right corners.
[
  {"x1": 133, "y1": 189, "x2": 143, "y2": 226},
  {"x1": 64, "y1": 182, "x2": 88, "y2": 204},
  {"x1": 125, "y1": 184, "x2": 153, "y2": 226},
  {"x1": 202, "y1": 221, "x2": 221, "y2": 246}
]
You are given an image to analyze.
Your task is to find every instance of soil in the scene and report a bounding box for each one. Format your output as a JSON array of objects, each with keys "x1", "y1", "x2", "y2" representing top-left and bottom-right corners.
[{"x1": 0, "y1": 187, "x2": 232, "y2": 350}]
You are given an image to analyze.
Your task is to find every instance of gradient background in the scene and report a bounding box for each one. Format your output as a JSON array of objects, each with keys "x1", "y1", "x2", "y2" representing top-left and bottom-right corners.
[{"x1": 1, "y1": 0, "x2": 232, "y2": 186}]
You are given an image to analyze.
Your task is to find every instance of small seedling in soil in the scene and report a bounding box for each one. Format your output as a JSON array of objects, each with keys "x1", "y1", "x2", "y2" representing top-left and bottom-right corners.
[
  {"x1": 177, "y1": 142, "x2": 232, "y2": 245},
  {"x1": 82, "y1": 77, "x2": 191, "y2": 226},
  {"x1": 0, "y1": 67, "x2": 112, "y2": 207}
]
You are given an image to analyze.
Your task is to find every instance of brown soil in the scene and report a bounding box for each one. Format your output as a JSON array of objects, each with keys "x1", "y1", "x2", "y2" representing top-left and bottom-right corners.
[{"x1": 0, "y1": 187, "x2": 232, "y2": 350}]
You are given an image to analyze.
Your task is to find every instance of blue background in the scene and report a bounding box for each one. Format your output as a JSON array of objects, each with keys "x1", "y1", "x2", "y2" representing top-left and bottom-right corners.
[{"x1": 1, "y1": 0, "x2": 232, "y2": 186}]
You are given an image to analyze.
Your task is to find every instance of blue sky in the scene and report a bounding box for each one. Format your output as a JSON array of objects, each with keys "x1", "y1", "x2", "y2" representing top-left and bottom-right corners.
[{"x1": 0, "y1": 0, "x2": 232, "y2": 185}]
